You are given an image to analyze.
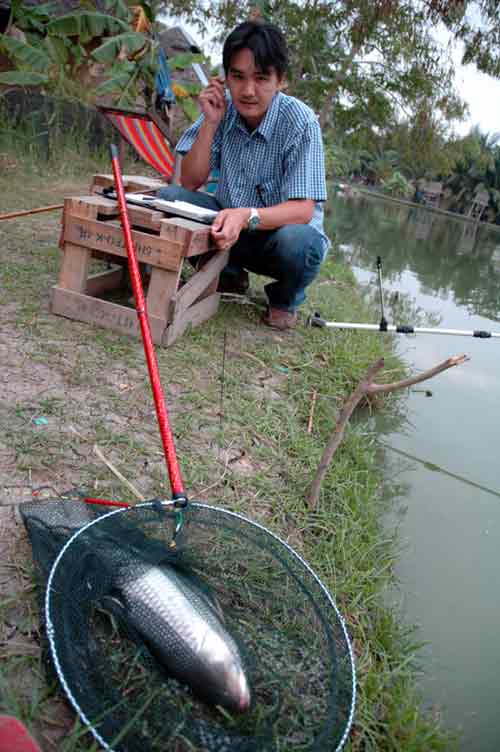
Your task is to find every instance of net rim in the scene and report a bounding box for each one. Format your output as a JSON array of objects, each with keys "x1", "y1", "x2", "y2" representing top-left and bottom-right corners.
[{"x1": 44, "y1": 500, "x2": 356, "y2": 752}]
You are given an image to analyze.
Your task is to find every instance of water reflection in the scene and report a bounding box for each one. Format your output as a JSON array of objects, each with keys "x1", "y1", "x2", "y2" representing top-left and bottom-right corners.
[
  {"x1": 326, "y1": 195, "x2": 500, "y2": 321},
  {"x1": 328, "y1": 192, "x2": 500, "y2": 752}
]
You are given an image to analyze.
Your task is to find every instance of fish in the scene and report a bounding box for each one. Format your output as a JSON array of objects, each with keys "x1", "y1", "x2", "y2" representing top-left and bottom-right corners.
[{"x1": 113, "y1": 558, "x2": 251, "y2": 713}]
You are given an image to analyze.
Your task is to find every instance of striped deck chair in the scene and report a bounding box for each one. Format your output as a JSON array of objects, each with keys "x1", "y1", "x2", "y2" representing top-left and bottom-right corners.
[{"x1": 98, "y1": 105, "x2": 176, "y2": 182}]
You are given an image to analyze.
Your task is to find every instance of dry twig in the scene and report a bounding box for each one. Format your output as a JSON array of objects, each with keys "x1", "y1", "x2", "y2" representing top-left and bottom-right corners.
[
  {"x1": 93, "y1": 444, "x2": 145, "y2": 501},
  {"x1": 306, "y1": 355, "x2": 469, "y2": 510},
  {"x1": 307, "y1": 390, "x2": 317, "y2": 434}
]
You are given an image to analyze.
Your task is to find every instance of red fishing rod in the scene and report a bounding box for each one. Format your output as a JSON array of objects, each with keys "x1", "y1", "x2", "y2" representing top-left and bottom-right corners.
[{"x1": 106, "y1": 143, "x2": 187, "y2": 507}]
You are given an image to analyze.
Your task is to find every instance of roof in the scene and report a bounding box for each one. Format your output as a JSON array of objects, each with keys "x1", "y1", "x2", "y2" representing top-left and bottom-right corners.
[
  {"x1": 422, "y1": 182, "x2": 443, "y2": 195},
  {"x1": 159, "y1": 26, "x2": 202, "y2": 55}
]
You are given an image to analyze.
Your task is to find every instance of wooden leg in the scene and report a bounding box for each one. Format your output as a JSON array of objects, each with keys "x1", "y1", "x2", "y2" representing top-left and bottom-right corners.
[
  {"x1": 169, "y1": 250, "x2": 229, "y2": 322},
  {"x1": 58, "y1": 242, "x2": 91, "y2": 292},
  {"x1": 147, "y1": 266, "x2": 182, "y2": 320}
]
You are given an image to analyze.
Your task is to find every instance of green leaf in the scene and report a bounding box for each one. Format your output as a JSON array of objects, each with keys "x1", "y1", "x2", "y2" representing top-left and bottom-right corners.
[
  {"x1": 108, "y1": 60, "x2": 136, "y2": 76},
  {"x1": 44, "y1": 36, "x2": 69, "y2": 65},
  {"x1": 181, "y1": 97, "x2": 200, "y2": 123},
  {"x1": 169, "y1": 53, "x2": 205, "y2": 70},
  {"x1": 47, "y1": 12, "x2": 129, "y2": 39},
  {"x1": 177, "y1": 80, "x2": 202, "y2": 96},
  {"x1": 101, "y1": 0, "x2": 131, "y2": 22},
  {"x1": 91, "y1": 32, "x2": 147, "y2": 64},
  {"x1": 0, "y1": 36, "x2": 50, "y2": 73},
  {"x1": 0, "y1": 71, "x2": 50, "y2": 86},
  {"x1": 95, "y1": 73, "x2": 132, "y2": 95}
]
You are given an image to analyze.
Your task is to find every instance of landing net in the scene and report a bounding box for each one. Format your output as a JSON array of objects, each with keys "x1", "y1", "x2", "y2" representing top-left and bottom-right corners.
[{"x1": 22, "y1": 498, "x2": 355, "y2": 751}]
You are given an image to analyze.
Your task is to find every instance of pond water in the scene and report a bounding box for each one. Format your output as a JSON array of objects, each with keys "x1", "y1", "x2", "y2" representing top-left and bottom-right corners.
[{"x1": 327, "y1": 194, "x2": 500, "y2": 751}]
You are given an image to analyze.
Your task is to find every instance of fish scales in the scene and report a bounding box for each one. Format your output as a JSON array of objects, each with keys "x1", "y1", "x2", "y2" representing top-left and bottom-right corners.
[{"x1": 116, "y1": 559, "x2": 251, "y2": 713}]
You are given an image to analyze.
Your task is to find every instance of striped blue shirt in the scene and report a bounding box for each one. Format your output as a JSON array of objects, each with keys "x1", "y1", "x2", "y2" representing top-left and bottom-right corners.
[{"x1": 176, "y1": 91, "x2": 329, "y2": 250}]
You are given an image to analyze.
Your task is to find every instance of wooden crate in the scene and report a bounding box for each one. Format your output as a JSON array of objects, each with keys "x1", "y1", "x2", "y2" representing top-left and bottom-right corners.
[{"x1": 51, "y1": 178, "x2": 227, "y2": 346}]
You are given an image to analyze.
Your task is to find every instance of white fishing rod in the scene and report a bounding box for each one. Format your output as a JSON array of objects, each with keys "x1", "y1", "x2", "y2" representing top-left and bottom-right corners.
[
  {"x1": 308, "y1": 314, "x2": 500, "y2": 338},
  {"x1": 309, "y1": 256, "x2": 500, "y2": 339}
]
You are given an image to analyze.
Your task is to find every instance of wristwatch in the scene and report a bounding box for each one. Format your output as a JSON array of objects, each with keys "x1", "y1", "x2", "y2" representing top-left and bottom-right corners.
[{"x1": 247, "y1": 208, "x2": 260, "y2": 232}]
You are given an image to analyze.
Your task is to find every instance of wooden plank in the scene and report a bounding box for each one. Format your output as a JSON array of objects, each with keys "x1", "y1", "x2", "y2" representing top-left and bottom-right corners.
[
  {"x1": 85, "y1": 266, "x2": 125, "y2": 297},
  {"x1": 90, "y1": 174, "x2": 166, "y2": 194},
  {"x1": 125, "y1": 205, "x2": 163, "y2": 232},
  {"x1": 163, "y1": 293, "x2": 220, "y2": 347},
  {"x1": 159, "y1": 217, "x2": 213, "y2": 257},
  {"x1": 169, "y1": 250, "x2": 228, "y2": 320},
  {"x1": 64, "y1": 195, "x2": 116, "y2": 219},
  {"x1": 63, "y1": 217, "x2": 184, "y2": 271},
  {"x1": 51, "y1": 287, "x2": 166, "y2": 344},
  {"x1": 77, "y1": 195, "x2": 164, "y2": 228},
  {"x1": 58, "y1": 243, "x2": 91, "y2": 292}
]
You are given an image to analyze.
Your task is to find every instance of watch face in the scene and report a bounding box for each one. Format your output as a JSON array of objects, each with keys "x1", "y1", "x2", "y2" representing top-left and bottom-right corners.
[{"x1": 248, "y1": 210, "x2": 260, "y2": 231}]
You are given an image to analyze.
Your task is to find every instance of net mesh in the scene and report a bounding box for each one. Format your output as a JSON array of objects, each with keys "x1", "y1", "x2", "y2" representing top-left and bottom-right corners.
[{"x1": 21, "y1": 499, "x2": 355, "y2": 752}]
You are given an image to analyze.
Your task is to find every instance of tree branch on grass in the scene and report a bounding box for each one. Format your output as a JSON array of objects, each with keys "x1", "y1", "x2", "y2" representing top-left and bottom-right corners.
[{"x1": 306, "y1": 355, "x2": 469, "y2": 511}]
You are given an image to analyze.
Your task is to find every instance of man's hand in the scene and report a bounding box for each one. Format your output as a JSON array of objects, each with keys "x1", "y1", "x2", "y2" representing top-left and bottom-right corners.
[
  {"x1": 199, "y1": 77, "x2": 227, "y2": 127},
  {"x1": 211, "y1": 208, "x2": 250, "y2": 251}
]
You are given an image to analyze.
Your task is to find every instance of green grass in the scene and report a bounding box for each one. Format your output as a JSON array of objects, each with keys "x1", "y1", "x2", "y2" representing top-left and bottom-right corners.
[{"x1": 0, "y1": 137, "x2": 459, "y2": 750}]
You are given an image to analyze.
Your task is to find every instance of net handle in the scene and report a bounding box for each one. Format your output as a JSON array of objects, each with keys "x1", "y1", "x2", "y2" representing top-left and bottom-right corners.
[{"x1": 110, "y1": 144, "x2": 186, "y2": 501}]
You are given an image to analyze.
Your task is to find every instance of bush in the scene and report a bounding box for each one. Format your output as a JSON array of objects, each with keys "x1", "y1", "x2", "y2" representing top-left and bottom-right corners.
[{"x1": 382, "y1": 170, "x2": 413, "y2": 198}]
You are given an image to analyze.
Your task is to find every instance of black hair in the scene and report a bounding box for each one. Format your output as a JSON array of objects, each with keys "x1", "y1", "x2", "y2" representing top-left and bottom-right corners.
[{"x1": 222, "y1": 21, "x2": 288, "y2": 78}]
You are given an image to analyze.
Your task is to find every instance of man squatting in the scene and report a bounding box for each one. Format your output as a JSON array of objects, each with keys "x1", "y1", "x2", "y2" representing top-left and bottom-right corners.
[{"x1": 158, "y1": 20, "x2": 329, "y2": 331}]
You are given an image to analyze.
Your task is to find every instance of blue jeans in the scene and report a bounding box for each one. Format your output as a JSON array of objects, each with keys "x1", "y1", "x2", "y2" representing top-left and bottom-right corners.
[{"x1": 157, "y1": 185, "x2": 326, "y2": 312}]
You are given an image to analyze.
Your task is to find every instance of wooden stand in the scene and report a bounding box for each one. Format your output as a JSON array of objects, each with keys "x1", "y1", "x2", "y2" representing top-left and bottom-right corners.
[{"x1": 51, "y1": 175, "x2": 227, "y2": 346}]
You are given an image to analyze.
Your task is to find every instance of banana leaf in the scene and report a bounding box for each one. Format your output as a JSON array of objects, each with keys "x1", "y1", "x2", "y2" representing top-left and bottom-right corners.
[
  {"x1": 0, "y1": 71, "x2": 50, "y2": 86},
  {"x1": 0, "y1": 36, "x2": 49, "y2": 73},
  {"x1": 47, "y1": 12, "x2": 129, "y2": 42},
  {"x1": 92, "y1": 32, "x2": 147, "y2": 64}
]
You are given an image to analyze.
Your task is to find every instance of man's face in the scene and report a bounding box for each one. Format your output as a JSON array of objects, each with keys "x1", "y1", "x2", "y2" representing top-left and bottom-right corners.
[{"x1": 226, "y1": 48, "x2": 284, "y2": 129}]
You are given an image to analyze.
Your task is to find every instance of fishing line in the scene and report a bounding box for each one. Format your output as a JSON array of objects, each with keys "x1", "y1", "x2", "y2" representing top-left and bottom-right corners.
[
  {"x1": 380, "y1": 441, "x2": 500, "y2": 500},
  {"x1": 219, "y1": 329, "x2": 228, "y2": 434}
]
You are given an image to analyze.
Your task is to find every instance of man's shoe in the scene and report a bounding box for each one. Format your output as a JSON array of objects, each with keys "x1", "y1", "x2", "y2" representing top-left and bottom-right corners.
[
  {"x1": 261, "y1": 306, "x2": 298, "y2": 330},
  {"x1": 217, "y1": 271, "x2": 250, "y2": 295}
]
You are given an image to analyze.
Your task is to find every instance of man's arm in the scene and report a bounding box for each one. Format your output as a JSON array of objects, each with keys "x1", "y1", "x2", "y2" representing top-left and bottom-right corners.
[
  {"x1": 180, "y1": 120, "x2": 218, "y2": 190},
  {"x1": 254, "y1": 199, "x2": 314, "y2": 228},
  {"x1": 211, "y1": 199, "x2": 314, "y2": 250},
  {"x1": 180, "y1": 77, "x2": 226, "y2": 191}
]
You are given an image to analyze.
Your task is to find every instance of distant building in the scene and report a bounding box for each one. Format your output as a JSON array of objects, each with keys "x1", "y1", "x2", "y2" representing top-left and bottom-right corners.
[
  {"x1": 421, "y1": 182, "x2": 443, "y2": 208},
  {"x1": 467, "y1": 190, "x2": 489, "y2": 222}
]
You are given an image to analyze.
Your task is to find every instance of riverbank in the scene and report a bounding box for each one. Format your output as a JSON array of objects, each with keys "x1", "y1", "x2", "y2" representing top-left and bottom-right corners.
[{"x1": 0, "y1": 149, "x2": 457, "y2": 750}]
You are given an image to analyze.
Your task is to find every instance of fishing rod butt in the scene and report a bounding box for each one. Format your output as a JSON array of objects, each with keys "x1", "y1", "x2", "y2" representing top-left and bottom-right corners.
[{"x1": 307, "y1": 312, "x2": 326, "y2": 328}]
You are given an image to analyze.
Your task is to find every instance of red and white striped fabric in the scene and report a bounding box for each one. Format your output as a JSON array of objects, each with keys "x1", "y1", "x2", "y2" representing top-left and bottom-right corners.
[{"x1": 100, "y1": 107, "x2": 175, "y2": 181}]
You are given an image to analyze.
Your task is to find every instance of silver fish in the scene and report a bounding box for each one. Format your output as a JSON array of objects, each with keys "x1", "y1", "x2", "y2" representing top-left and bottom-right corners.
[{"x1": 115, "y1": 559, "x2": 251, "y2": 713}]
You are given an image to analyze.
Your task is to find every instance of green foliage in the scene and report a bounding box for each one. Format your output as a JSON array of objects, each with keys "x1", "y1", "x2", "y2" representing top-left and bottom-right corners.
[
  {"x1": 324, "y1": 139, "x2": 360, "y2": 179},
  {"x1": 442, "y1": 127, "x2": 500, "y2": 222},
  {"x1": 360, "y1": 148, "x2": 400, "y2": 182},
  {"x1": 0, "y1": 35, "x2": 49, "y2": 72},
  {"x1": 91, "y1": 32, "x2": 147, "y2": 63},
  {"x1": 0, "y1": 71, "x2": 49, "y2": 86},
  {"x1": 179, "y1": 95, "x2": 200, "y2": 122},
  {"x1": 46, "y1": 12, "x2": 129, "y2": 41},
  {"x1": 159, "y1": 0, "x2": 466, "y2": 138},
  {"x1": 382, "y1": 171, "x2": 413, "y2": 198},
  {"x1": 169, "y1": 52, "x2": 205, "y2": 70},
  {"x1": 2, "y1": 2, "x2": 206, "y2": 123},
  {"x1": 438, "y1": 0, "x2": 500, "y2": 78}
]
